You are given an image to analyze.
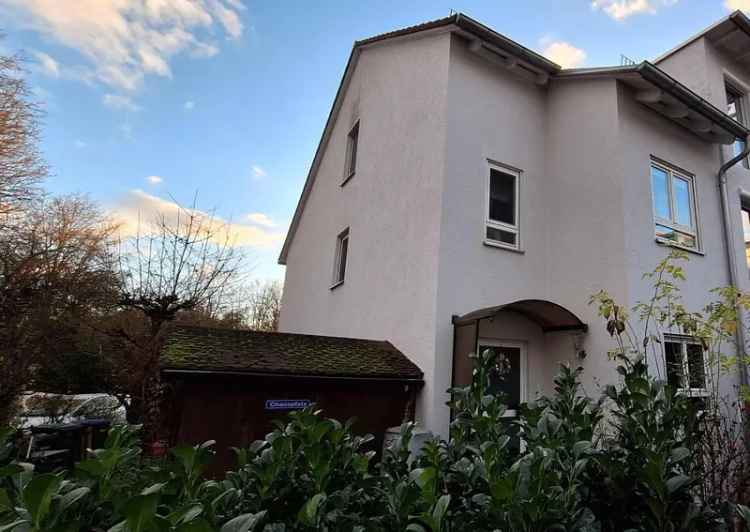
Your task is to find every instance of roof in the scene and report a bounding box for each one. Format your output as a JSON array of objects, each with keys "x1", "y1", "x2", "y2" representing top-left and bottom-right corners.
[
  {"x1": 655, "y1": 10, "x2": 750, "y2": 69},
  {"x1": 452, "y1": 299, "x2": 588, "y2": 333},
  {"x1": 277, "y1": 13, "x2": 750, "y2": 265},
  {"x1": 160, "y1": 325, "x2": 423, "y2": 382}
]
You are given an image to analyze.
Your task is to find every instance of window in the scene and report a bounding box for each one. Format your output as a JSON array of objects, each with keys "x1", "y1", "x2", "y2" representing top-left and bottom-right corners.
[
  {"x1": 343, "y1": 121, "x2": 359, "y2": 183},
  {"x1": 485, "y1": 164, "x2": 520, "y2": 249},
  {"x1": 332, "y1": 228, "x2": 349, "y2": 288},
  {"x1": 476, "y1": 340, "x2": 526, "y2": 416},
  {"x1": 743, "y1": 204, "x2": 750, "y2": 275},
  {"x1": 664, "y1": 335, "x2": 708, "y2": 399},
  {"x1": 650, "y1": 161, "x2": 699, "y2": 250},
  {"x1": 727, "y1": 85, "x2": 748, "y2": 167}
]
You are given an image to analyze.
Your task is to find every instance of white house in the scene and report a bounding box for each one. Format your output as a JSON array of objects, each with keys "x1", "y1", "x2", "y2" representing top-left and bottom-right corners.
[{"x1": 277, "y1": 11, "x2": 750, "y2": 437}]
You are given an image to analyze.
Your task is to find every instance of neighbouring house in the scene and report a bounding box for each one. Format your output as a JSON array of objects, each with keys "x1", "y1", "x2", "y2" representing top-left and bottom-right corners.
[
  {"x1": 278, "y1": 11, "x2": 750, "y2": 438},
  {"x1": 160, "y1": 325, "x2": 422, "y2": 472}
]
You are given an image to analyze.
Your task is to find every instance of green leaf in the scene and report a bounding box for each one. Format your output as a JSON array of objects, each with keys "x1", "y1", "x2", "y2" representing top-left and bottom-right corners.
[
  {"x1": 432, "y1": 494, "x2": 451, "y2": 526},
  {"x1": 175, "y1": 518, "x2": 214, "y2": 532},
  {"x1": 57, "y1": 486, "x2": 90, "y2": 514},
  {"x1": 22, "y1": 473, "x2": 62, "y2": 529},
  {"x1": 0, "y1": 520, "x2": 27, "y2": 532},
  {"x1": 665, "y1": 474, "x2": 691, "y2": 495},
  {"x1": 220, "y1": 511, "x2": 267, "y2": 532},
  {"x1": 0, "y1": 465, "x2": 24, "y2": 479},
  {"x1": 297, "y1": 493, "x2": 326, "y2": 527},
  {"x1": 123, "y1": 493, "x2": 159, "y2": 532}
]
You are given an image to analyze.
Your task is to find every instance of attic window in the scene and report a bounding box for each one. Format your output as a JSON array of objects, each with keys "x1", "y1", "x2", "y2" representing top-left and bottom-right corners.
[
  {"x1": 343, "y1": 120, "x2": 359, "y2": 184},
  {"x1": 331, "y1": 228, "x2": 349, "y2": 289}
]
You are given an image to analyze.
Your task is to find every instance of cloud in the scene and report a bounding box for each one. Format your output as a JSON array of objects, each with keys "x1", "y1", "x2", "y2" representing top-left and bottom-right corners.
[
  {"x1": 540, "y1": 39, "x2": 587, "y2": 68},
  {"x1": 74, "y1": 139, "x2": 87, "y2": 148},
  {"x1": 32, "y1": 50, "x2": 60, "y2": 77},
  {"x1": 120, "y1": 123, "x2": 133, "y2": 140},
  {"x1": 184, "y1": 100, "x2": 195, "y2": 110},
  {"x1": 111, "y1": 189, "x2": 284, "y2": 249},
  {"x1": 0, "y1": 0, "x2": 246, "y2": 91},
  {"x1": 146, "y1": 175, "x2": 163, "y2": 185},
  {"x1": 251, "y1": 165, "x2": 266, "y2": 179},
  {"x1": 591, "y1": 0, "x2": 677, "y2": 20},
  {"x1": 725, "y1": 0, "x2": 750, "y2": 11},
  {"x1": 103, "y1": 93, "x2": 141, "y2": 111},
  {"x1": 246, "y1": 212, "x2": 276, "y2": 228}
]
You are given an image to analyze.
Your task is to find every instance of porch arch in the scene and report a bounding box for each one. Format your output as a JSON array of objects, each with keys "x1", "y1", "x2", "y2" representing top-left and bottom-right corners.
[{"x1": 451, "y1": 299, "x2": 588, "y2": 389}]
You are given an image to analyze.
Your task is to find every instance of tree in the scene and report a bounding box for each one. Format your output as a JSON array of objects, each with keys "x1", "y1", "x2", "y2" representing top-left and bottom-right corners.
[
  {"x1": 112, "y1": 201, "x2": 244, "y2": 442},
  {"x1": 243, "y1": 280, "x2": 282, "y2": 332},
  {"x1": 0, "y1": 195, "x2": 118, "y2": 424},
  {"x1": 0, "y1": 49, "x2": 46, "y2": 215}
]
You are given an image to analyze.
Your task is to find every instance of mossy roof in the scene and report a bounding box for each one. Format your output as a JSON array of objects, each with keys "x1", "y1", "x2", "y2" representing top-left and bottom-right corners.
[{"x1": 161, "y1": 325, "x2": 423, "y2": 381}]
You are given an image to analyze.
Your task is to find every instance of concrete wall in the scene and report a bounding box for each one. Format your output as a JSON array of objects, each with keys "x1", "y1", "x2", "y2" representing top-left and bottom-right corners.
[{"x1": 279, "y1": 33, "x2": 452, "y2": 431}]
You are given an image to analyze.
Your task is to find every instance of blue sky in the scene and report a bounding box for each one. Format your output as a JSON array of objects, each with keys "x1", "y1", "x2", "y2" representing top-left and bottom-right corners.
[{"x1": 0, "y1": 0, "x2": 746, "y2": 281}]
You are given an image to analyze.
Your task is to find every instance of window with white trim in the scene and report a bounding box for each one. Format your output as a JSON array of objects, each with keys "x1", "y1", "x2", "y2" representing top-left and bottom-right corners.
[
  {"x1": 343, "y1": 121, "x2": 359, "y2": 183},
  {"x1": 727, "y1": 84, "x2": 748, "y2": 168},
  {"x1": 332, "y1": 228, "x2": 349, "y2": 288},
  {"x1": 650, "y1": 161, "x2": 699, "y2": 250},
  {"x1": 664, "y1": 335, "x2": 708, "y2": 399},
  {"x1": 485, "y1": 163, "x2": 520, "y2": 249}
]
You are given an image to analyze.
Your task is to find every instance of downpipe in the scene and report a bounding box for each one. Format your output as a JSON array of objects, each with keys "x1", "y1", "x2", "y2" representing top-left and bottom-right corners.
[{"x1": 718, "y1": 134, "x2": 750, "y2": 392}]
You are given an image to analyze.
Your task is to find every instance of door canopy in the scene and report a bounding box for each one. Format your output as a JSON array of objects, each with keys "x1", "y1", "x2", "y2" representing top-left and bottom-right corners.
[{"x1": 452, "y1": 299, "x2": 587, "y2": 333}]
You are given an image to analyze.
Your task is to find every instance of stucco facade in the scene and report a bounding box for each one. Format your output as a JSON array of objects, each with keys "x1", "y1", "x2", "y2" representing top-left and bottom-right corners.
[{"x1": 279, "y1": 13, "x2": 750, "y2": 436}]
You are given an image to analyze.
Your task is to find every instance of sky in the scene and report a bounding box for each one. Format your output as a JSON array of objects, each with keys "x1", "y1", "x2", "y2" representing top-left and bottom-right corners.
[{"x1": 0, "y1": 0, "x2": 747, "y2": 281}]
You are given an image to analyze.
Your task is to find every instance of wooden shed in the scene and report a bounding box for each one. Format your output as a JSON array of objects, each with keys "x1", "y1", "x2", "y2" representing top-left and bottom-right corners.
[{"x1": 160, "y1": 325, "x2": 423, "y2": 473}]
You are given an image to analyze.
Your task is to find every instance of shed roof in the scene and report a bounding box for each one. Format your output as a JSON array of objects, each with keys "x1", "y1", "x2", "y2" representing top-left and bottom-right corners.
[{"x1": 160, "y1": 325, "x2": 423, "y2": 382}]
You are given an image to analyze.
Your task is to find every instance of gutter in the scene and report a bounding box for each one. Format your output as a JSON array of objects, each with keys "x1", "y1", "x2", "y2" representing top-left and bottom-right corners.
[
  {"x1": 161, "y1": 367, "x2": 425, "y2": 386},
  {"x1": 718, "y1": 135, "x2": 750, "y2": 390}
]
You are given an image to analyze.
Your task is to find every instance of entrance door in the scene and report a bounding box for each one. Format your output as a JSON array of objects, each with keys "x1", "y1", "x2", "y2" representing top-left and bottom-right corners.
[{"x1": 476, "y1": 339, "x2": 527, "y2": 416}]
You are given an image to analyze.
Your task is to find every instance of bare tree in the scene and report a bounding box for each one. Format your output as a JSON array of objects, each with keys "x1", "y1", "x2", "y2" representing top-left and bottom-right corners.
[
  {"x1": 0, "y1": 195, "x2": 118, "y2": 424},
  {"x1": 245, "y1": 280, "x2": 282, "y2": 332},
  {"x1": 112, "y1": 200, "x2": 244, "y2": 443},
  {"x1": 0, "y1": 49, "x2": 46, "y2": 215}
]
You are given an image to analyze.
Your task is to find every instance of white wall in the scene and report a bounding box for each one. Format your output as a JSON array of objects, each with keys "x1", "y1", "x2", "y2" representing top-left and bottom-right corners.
[{"x1": 279, "y1": 32, "x2": 452, "y2": 432}]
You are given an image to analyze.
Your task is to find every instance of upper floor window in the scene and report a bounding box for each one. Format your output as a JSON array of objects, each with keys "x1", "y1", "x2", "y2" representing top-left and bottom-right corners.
[
  {"x1": 343, "y1": 120, "x2": 359, "y2": 184},
  {"x1": 650, "y1": 161, "x2": 699, "y2": 250},
  {"x1": 485, "y1": 163, "x2": 520, "y2": 250},
  {"x1": 331, "y1": 228, "x2": 349, "y2": 288},
  {"x1": 727, "y1": 85, "x2": 748, "y2": 168},
  {"x1": 664, "y1": 335, "x2": 707, "y2": 399}
]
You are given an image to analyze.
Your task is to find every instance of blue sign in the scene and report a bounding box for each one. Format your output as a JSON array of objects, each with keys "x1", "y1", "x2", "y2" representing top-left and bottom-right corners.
[{"x1": 265, "y1": 399, "x2": 311, "y2": 411}]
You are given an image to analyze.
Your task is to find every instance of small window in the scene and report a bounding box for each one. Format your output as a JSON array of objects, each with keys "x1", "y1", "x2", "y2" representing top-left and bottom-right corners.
[
  {"x1": 742, "y1": 204, "x2": 750, "y2": 275},
  {"x1": 664, "y1": 335, "x2": 707, "y2": 397},
  {"x1": 343, "y1": 121, "x2": 359, "y2": 183},
  {"x1": 727, "y1": 85, "x2": 748, "y2": 168},
  {"x1": 485, "y1": 164, "x2": 520, "y2": 249},
  {"x1": 332, "y1": 228, "x2": 349, "y2": 288},
  {"x1": 650, "y1": 161, "x2": 699, "y2": 250}
]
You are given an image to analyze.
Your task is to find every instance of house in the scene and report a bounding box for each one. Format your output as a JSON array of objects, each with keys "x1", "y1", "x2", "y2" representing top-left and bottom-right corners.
[
  {"x1": 160, "y1": 325, "x2": 422, "y2": 472},
  {"x1": 278, "y1": 11, "x2": 750, "y2": 438}
]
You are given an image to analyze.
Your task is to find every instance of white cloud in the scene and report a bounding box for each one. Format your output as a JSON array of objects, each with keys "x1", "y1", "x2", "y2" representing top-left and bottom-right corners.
[
  {"x1": 540, "y1": 40, "x2": 587, "y2": 68},
  {"x1": 184, "y1": 100, "x2": 195, "y2": 110},
  {"x1": 111, "y1": 189, "x2": 284, "y2": 249},
  {"x1": 725, "y1": 0, "x2": 750, "y2": 11},
  {"x1": 103, "y1": 93, "x2": 141, "y2": 111},
  {"x1": 246, "y1": 212, "x2": 276, "y2": 228},
  {"x1": 120, "y1": 123, "x2": 133, "y2": 140},
  {"x1": 591, "y1": 0, "x2": 677, "y2": 20},
  {"x1": 146, "y1": 175, "x2": 163, "y2": 185},
  {"x1": 251, "y1": 165, "x2": 266, "y2": 180},
  {"x1": 32, "y1": 50, "x2": 59, "y2": 77},
  {"x1": 0, "y1": 0, "x2": 246, "y2": 91},
  {"x1": 74, "y1": 139, "x2": 87, "y2": 148}
]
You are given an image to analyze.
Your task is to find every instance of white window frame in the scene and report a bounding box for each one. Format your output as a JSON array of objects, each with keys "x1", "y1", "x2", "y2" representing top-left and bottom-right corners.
[
  {"x1": 484, "y1": 161, "x2": 521, "y2": 251},
  {"x1": 342, "y1": 120, "x2": 359, "y2": 184},
  {"x1": 331, "y1": 228, "x2": 349, "y2": 289},
  {"x1": 650, "y1": 160, "x2": 700, "y2": 251},
  {"x1": 726, "y1": 82, "x2": 749, "y2": 169},
  {"x1": 663, "y1": 334, "x2": 709, "y2": 398},
  {"x1": 475, "y1": 338, "x2": 527, "y2": 417}
]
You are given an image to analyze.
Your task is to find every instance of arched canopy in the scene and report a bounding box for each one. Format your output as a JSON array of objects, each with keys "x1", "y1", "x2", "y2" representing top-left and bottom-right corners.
[{"x1": 452, "y1": 299, "x2": 587, "y2": 333}]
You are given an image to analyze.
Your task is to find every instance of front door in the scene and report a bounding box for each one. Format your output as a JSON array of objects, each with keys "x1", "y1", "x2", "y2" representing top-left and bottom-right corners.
[{"x1": 476, "y1": 339, "x2": 527, "y2": 416}]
